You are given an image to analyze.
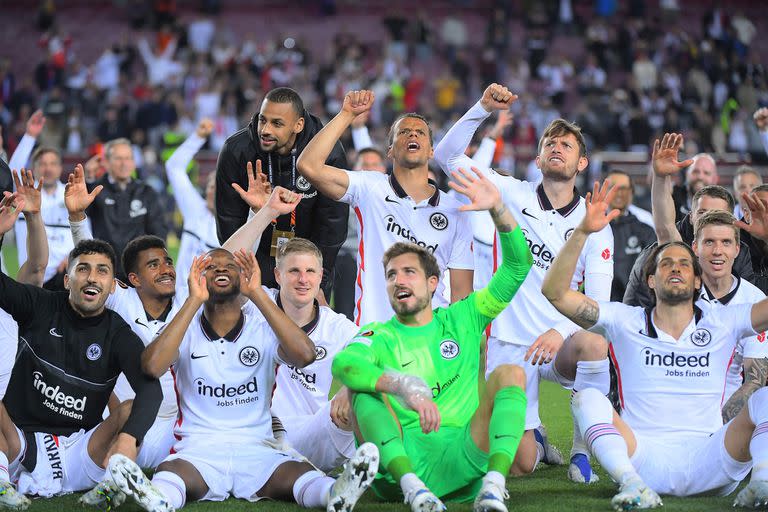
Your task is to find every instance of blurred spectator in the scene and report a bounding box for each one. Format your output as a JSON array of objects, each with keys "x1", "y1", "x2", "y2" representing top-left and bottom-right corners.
[
  {"x1": 137, "y1": 35, "x2": 182, "y2": 87},
  {"x1": 733, "y1": 165, "x2": 763, "y2": 220},
  {"x1": 672, "y1": 153, "x2": 719, "y2": 222},
  {"x1": 187, "y1": 16, "x2": 216, "y2": 54}
]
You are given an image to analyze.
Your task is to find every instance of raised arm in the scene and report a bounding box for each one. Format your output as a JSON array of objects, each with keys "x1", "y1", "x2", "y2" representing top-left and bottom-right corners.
[
  {"x1": 64, "y1": 164, "x2": 100, "y2": 244},
  {"x1": 350, "y1": 110, "x2": 375, "y2": 151},
  {"x1": 650, "y1": 133, "x2": 693, "y2": 243},
  {"x1": 165, "y1": 119, "x2": 210, "y2": 219},
  {"x1": 542, "y1": 181, "x2": 621, "y2": 329},
  {"x1": 222, "y1": 186, "x2": 301, "y2": 253},
  {"x1": 13, "y1": 169, "x2": 48, "y2": 286},
  {"x1": 8, "y1": 110, "x2": 45, "y2": 173},
  {"x1": 234, "y1": 249, "x2": 316, "y2": 367},
  {"x1": 295, "y1": 91, "x2": 373, "y2": 200}
]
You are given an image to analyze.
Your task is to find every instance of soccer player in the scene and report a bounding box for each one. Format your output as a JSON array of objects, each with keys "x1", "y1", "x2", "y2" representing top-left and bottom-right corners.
[
  {"x1": 332, "y1": 167, "x2": 532, "y2": 512},
  {"x1": 296, "y1": 90, "x2": 474, "y2": 326},
  {"x1": 0, "y1": 193, "x2": 162, "y2": 510},
  {"x1": 108, "y1": 247, "x2": 378, "y2": 512},
  {"x1": 223, "y1": 211, "x2": 359, "y2": 471},
  {"x1": 434, "y1": 83, "x2": 614, "y2": 482},
  {"x1": 542, "y1": 180, "x2": 768, "y2": 509}
]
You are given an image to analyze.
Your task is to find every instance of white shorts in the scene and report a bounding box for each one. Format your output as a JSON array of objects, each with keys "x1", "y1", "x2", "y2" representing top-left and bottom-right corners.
[
  {"x1": 9, "y1": 424, "x2": 105, "y2": 496},
  {"x1": 136, "y1": 416, "x2": 176, "y2": 469},
  {"x1": 161, "y1": 435, "x2": 305, "y2": 501},
  {"x1": 486, "y1": 337, "x2": 574, "y2": 430},
  {"x1": 284, "y1": 401, "x2": 355, "y2": 472},
  {"x1": 631, "y1": 422, "x2": 751, "y2": 496}
]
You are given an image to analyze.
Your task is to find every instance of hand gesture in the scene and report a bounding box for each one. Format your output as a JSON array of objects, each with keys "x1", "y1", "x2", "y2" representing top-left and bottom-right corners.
[
  {"x1": 232, "y1": 160, "x2": 272, "y2": 211},
  {"x1": 448, "y1": 167, "x2": 502, "y2": 212},
  {"x1": 196, "y1": 118, "x2": 213, "y2": 138},
  {"x1": 341, "y1": 90, "x2": 375, "y2": 117},
  {"x1": 350, "y1": 109, "x2": 370, "y2": 129},
  {"x1": 26, "y1": 109, "x2": 46, "y2": 138},
  {"x1": 233, "y1": 249, "x2": 262, "y2": 297},
  {"x1": 387, "y1": 372, "x2": 440, "y2": 434},
  {"x1": 12, "y1": 169, "x2": 43, "y2": 214},
  {"x1": 579, "y1": 180, "x2": 621, "y2": 234},
  {"x1": 651, "y1": 133, "x2": 693, "y2": 177},
  {"x1": 83, "y1": 154, "x2": 104, "y2": 182},
  {"x1": 65, "y1": 164, "x2": 103, "y2": 215},
  {"x1": 754, "y1": 107, "x2": 768, "y2": 132},
  {"x1": 525, "y1": 328, "x2": 564, "y2": 365},
  {"x1": 488, "y1": 109, "x2": 514, "y2": 139},
  {"x1": 736, "y1": 192, "x2": 768, "y2": 242},
  {"x1": 265, "y1": 186, "x2": 302, "y2": 217},
  {"x1": 187, "y1": 254, "x2": 211, "y2": 304},
  {"x1": 480, "y1": 83, "x2": 518, "y2": 113},
  {"x1": 330, "y1": 387, "x2": 353, "y2": 431},
  {"x1": 0, "y1": 192, "x2": 25, "y2": 235}
]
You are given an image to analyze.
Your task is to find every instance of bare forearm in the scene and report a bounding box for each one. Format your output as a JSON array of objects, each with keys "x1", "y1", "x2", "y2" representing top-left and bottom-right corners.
[
  {"x1": 222, "y1": 205, "x2": 279, "y2": 253},
  {"x1": 142, "y1": 298, "x2": 200, "y2": 377},
  {"x1": 489, "y1": 200, "x2": 517, "y2": 233},
  {"x1": 248, "y1": 288, "x2": 316, "y2": 366},
  {"x1": 651, "y1": 175, "x2": 680, "y2": 243},
  {"x1": 723, "y1": 357, "x2": 768, "y2": 422},
  {"x1": 297, "y1": 110, "x2": 353, "y2": 179},
  {"x1": 543, "y1": 228, "x2": 588, "y2": 301},
  {"x1": 17, "y1": 213, "x2": 48, "y2": 286}
]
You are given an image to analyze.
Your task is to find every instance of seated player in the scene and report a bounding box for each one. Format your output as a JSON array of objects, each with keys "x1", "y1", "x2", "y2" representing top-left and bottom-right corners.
[
  {"x1": 541, "y1": 179, "x2": 768, "y2": 510},
  {"x1": 332, "y1": 167, "x2": 533, "y2": 512},
  {"x1": 108, "y1": 247, "x2": 378, "y2": 512}
]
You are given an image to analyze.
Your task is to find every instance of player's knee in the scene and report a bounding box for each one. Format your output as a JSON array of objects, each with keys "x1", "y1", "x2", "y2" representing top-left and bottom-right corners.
[
  {"x1": 489, "y1": 364, "x2": 526, "y2": 390},
  {"x1": 573, "y1": 331, "x2": 608, "y2": 360},
  {"x1": 571, "y1": 387, "x2": 603, "y2": 411}
]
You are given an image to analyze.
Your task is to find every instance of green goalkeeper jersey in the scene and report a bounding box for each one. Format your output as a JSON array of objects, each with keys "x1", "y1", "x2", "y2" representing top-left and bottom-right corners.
[{"x1": 333, "y1": 227, "x2": 532, "y2": 431}]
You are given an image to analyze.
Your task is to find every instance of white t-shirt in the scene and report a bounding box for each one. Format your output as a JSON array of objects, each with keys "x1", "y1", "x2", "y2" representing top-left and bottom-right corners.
[
  {"x1": 592, "y1": 301, "x2": 755, "y2": 440},
  {"x1": 696, "y1": 277, "x2": 768, "y2": 403},
  {"x1": 171, "y1": 307, "x2": 286, "y2": 443},
  {"x1": 0, "y1": 309, "x2": 17, "y2": 398},
  {"x1": 341, "y1": 171, "x2": 474, "y2": 326},
  {"x1": 435, "y1": 101, "x2": 614, "y2": 345}
]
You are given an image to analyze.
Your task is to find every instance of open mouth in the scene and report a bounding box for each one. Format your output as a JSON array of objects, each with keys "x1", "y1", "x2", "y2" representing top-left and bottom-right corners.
[
  {"x1": 214, "y1": 275, "x2": 231, "y2": 286},
  {"x1": 710, "y1": 259, "x2": 725, "y2": 270},
  {"x1": 407, "y1": 142, "x2": 420, "y2": 152},
  {"x1": 395, "y1": 289, "x2": 413, "y2": 302},
  {"x1": 156, "y1": 275, "x2": 175, "y2": 285},
  {"x1": 549, "y1": 156, "x2": 564, "y2": 163},
  {"x1": 261, "y1": 135, "x2": 276, "y2": 144},
  {"x1": 668, "y1": 276, "x2": 683, "y2": 284},
  {"x1": 82, "y1": 286, "x2": 100, "y2": 298}
]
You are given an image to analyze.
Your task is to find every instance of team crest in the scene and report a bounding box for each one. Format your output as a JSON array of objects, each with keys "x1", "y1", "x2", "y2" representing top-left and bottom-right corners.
[
  {"x1": 690, "y1": 328, "x2": 712, "y2": 347},
  {"x1": 86, "y1": 343, "x2": 102, "y2": 361},
  {"x1": 239, "y1": 346, "x2": 260, "y2": 366},
  {"x1": 439, "y1": 340, "x2": 460, "y2": 359},
  {"x1": 314, "y1": 346, "x2": 327, "y2": 360},
  {"x1": 565, "y1": 228, "x2": 574, "y2": 241},
  {"x1": 130, "y1": 199, "x2": 144, "y2": 212},
  {"x1": 296, "y1": 176, "x2": 311, "y2": 192},
  {"x1": 429, "y1": 212, "x2": 448, "y2": 231}
]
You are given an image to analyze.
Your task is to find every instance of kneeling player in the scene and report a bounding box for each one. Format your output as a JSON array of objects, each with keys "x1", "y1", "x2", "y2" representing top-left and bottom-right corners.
[
  {"x1": 332, "y1": 168, "x2": 532, "y2": 512},
  {"x1": 109, "y1": 248, "x2": 378, "y2": 512},
  {"x1": 542, "y1": 180, "x2": 768, "y2": 510}
]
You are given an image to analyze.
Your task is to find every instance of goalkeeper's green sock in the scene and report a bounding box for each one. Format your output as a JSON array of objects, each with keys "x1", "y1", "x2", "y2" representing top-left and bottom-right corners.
[
  {"x1": 353, "y1": 392, "x2": 413, "y2": 479},
  {"x1": 488, "y1": 385, "x2": 527, "y2": 475}
]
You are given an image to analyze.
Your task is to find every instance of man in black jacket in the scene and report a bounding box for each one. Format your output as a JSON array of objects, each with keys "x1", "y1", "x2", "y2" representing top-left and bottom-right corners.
[
  {"x1": 214, "y1": 87, "x2": 348, "y2": 297},
  {"x1": 85, "y1": 138, "x2": 169, "y2": 280},
  {"x1": 671, "y1": 152, "x2": 718, "y2": 223}
]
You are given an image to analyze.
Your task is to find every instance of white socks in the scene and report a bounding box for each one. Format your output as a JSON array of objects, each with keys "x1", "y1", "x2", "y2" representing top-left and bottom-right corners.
[
  {"x1": 749, "y1": 389, "x2": 768, "y2": 482},
  {"x1": 293, "y1": 470, "x2": 334, "y2": 508},
  {"x1": 400, "y1": 473, "x2": 426, "y2": 500},
  {"x1": 0, "y1": 452, "x2": 9, "y2": 482},
  {"x1": 152, "y1": 471, "x2": 186, "y2": 510},
  {"x1": 571, "y1": 359, "x2": 610, "y2": 458}
]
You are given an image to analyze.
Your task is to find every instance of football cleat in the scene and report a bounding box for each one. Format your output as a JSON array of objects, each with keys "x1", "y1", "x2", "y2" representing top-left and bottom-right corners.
[
  {"x1": 0, "y1": 481, "x2": 30, "y2": 511},
  {"x1": 79, "y1": 480, "x2": 127, "y2": 510},
  {"x1": 534, "y1": 426, "x2": 564, "y2": 466},
  {"x1": 108, "y1": 454, "x2": 173, "y2": 512},
  {"x1": 473, "y1": 478, "x2": 509, "y2": 512},
  {"x1": 405, "y1": 488, "x2": 447, "y2": 512},
  {"x1": 327, "y1": 442, "x2": 379, "y2": 512},
  {"x1": 734, "y1": 480, "x2": 768, "y2": 508},
  {"x1": 611, "y1": 476, "x2": 662, "y2": 511},
  {"x1": 568, "y1": 453, "x2": 600, "y2": 484}
]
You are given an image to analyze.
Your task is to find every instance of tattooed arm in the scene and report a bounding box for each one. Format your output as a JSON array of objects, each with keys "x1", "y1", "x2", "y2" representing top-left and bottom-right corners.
[{"x1": 722, "y1": 357, "x2": 768, "y2": 422}]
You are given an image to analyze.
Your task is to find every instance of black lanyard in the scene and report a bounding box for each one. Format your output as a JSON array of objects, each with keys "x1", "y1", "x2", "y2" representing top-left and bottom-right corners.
[{"x1": 266, "y1": 148, "x2": 297, "y2": 191}]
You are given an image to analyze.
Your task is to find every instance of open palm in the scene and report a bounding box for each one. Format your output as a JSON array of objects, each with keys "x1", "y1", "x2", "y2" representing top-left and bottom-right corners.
[
  {"x1": 64, "y1": 164, "x2": 103, "y2": 214},
  {"x1": 580, "y1": 180, "x2": 621, "y2": 234},
  {"x1": 448, "y1": 167, "x2": 501, "y2": 212},
  {"x1": 232, "y1": 160, "x2": 272, "y2": 211},
  {"x1": 13, "y1": 169, "x2": 43, "y2": 214},
  {"x1": 652, "y1": 133, "x2": 694, "y2": 177}
]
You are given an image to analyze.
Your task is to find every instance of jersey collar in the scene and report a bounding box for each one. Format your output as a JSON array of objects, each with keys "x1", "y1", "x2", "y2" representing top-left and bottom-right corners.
[
  {"x1": 700, "y1": 276, "x2": 740, "y2": 306},
  {"x1": 536, "y1": 183, "x2": 579, "y2": 217},
  {"x1": 200, "y1": 311, "x2": 245, "y2": 342},
  {"x1": 642, "y1": 305, "x2": 703, "y2": 339},
  {"x1": 144, "y1": 298, "x2": 174, "y2": 323},
  {"x1": 276, "y1": 293, "x2": 320, "y2": 334},
  {"x1": 388, "y1": 172, "x2": 440, "y2": 207}
]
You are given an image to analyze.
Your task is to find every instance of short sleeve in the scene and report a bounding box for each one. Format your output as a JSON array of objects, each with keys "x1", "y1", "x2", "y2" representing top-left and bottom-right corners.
[
  {"x1": 340, "y1": 170, "x2": 381, "y2": 207},
  {"x1": 448, "y1": 212, "x2": 474, "y2": 270},
  {"x1": 589, "y1": 300, "x2": 630, "y2": 340}
]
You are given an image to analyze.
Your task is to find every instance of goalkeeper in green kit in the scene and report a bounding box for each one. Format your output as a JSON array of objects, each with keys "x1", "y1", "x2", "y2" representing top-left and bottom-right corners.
[{"x1": 332, "y1": 166, "x2": 533, "y2": 512}]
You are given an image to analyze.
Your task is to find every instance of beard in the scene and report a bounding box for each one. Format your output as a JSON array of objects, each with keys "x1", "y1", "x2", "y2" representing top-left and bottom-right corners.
[
  {"x1": 207, "y1": 277, "x2": 242, "y2": 304},
  {"x1": 540, "y1": 161, "x2": 580, "y2": 182},
  {"x1": 390, "y1": 292, "x2": 431, "y2": 317},
  {"x1": 656, "y1": 284, "x2": 696, "y2": 306}
]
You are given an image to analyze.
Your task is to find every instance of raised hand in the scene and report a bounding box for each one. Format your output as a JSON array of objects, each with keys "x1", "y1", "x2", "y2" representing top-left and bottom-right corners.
[
  {"x1": 651, "y1": 133, "x2": 694, "y2": 177},
  {"x1": 0, "y1": 192, "x2": 25, "y2": 235},
  {"x1": 65, "y1": 164, "x2": 103, "y2": 218},
  {"x1": 232, "y1": 160, "x2": 272, "y2": 211},
  {"x1": 735, "y1": 192, "x2": 768, "y2": 242},
  {"x1": 350, "y1": 109, "x2": 370, "y2": 129},
  {"x1": 448, "y1": 166, "x2": 502, "y2": 212},
  {"x1": 12, "y1": 169, "x2": 43, "y2": 214},
  {"x1": 480, "y1": 83, "x2": 518, "y2": 113},
  {"x1": 196, "y1": 118, "x2": 214, "y2": 138},
  {"x1": 187, "y1": 254, "x2": 211, "y2": 304},
  {"x1": 26, "y1": 109, "x2": 46, "y2": 138},
  {"x1": 754, "y1": 107, "x2": 768, "y2": 132},
  {"x1": 265, "y1": 186, "x2": 302, "y2": 217},
  {"x1": 579, "y1": 180, "x2": 622, "y2": 234},
  {"x1": 341, "y1": 90, "x2": 375, "y2": 117},
  {"x1": 525, "y1": 328, "x2": 564, "y2": 366},
  {"x1": 233, "y1": 249, "x2": 262, "y2": 298}
]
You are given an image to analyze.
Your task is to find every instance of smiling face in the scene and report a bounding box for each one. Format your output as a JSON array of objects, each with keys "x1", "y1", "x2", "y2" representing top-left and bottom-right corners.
[
  {"x1": 693, "y1": 224, "x2": 739, "y2": 282},
  {"x1": 257, "y1": 100, "x2": 304, "y2": 155},
  {"x1": 536, "y1": 132, "x2": 588, "y2": 182},
  {"x1": 275, "y1": 252, "x2": 322, "y2": 309},
  {"x1": 606, "y1": 172, "x2": 632, "y2": 212},
  {"x1": 387, "y1": 116, "x2": 434, "y2": 170},
  {"x1": 203, "y1": 249, "x2": 242, "y2": 303},
  {"x1": 647, "y1": 244, "x2": 701, "y2": 306},
  {"x1": 65, "y1": 253, "x2": 117, "y2": 316},
  {"x1": 385, "y1": 252, "x2": 437, "y2": 318},
  {"x1": 128, "y1": 247, "x2": 176, "y2": 301},
  {"x1": 686, "y1": 155, "x2": 717, "y2": 195}
]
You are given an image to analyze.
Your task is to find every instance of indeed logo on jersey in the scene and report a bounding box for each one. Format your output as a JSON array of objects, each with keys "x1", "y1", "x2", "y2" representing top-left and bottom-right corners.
[
  {"x1": 32, "y1": 371, "x2": 87, "y2": 418},
  {"x1": 641, "y1": 348, "x2": 710, "y2": 377},
  {"x1": 520, "y1": 228, "x2": 554, "y2": 269},
  {"x1": 385, "y1": 215, "x2": 438, "y2": 252},
  {"x1": 288, "y1": 365, "x2": 317, "y2": 391},
  {"x1": 195, "y1": 377, "x2": 259, "y2": 407}
]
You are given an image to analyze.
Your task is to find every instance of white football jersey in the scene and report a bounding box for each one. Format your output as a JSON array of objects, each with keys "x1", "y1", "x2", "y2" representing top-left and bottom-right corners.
[
  {"x1": 107, "y1": 284, "x2": 187, "y2": 419},
  {"x1": 341, "y1": 171, "x2": 474, "y2": 326},
  {"x1": 171, "y1": 308, "x2": 285, "y2": 443},
  {"x1": 592, "y1": 301, "x2": 755, "y2": 440},
  {"x1": 271, "y1": 296, "x2": 359, "y2": 423},
  {"x1": 696, "y1": 277, "x2": 768, "y2": 403},
  {"x1": 435, "y1": 102, "x2": 614, "y2": 346}
]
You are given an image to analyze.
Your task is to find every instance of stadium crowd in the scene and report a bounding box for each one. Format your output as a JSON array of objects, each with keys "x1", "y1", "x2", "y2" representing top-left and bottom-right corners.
[{"x1": 1, "y1": 1, "x2": 768, "y2": 512}]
